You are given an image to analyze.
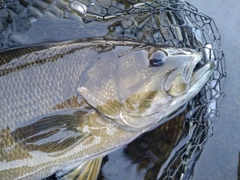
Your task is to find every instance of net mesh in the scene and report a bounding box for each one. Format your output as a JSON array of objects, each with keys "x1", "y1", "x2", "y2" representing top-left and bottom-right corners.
[{"x1": 0, "y1": 0, "x2": 226, "y2": 179}]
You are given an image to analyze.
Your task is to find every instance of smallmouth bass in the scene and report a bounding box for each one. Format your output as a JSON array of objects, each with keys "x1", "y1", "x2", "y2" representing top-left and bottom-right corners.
[{"x1": 0, "y1": 39, "x2": 215, "y2": 179}]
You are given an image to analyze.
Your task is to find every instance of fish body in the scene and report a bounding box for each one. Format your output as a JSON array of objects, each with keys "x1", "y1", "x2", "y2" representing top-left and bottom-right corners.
[{"x1": 0, "y1": 39, "x2": 214, "y2": 179}]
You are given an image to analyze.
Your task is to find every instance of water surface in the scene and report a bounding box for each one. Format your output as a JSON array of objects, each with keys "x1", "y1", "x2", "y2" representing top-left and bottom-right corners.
[{"x1": 187, "y1": 0, "x2": 240, "y2": 179}]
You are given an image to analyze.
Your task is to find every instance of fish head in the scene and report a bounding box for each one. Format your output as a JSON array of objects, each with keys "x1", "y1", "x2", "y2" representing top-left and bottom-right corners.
[{"x1": 78, "y1": 42, "x2": 215, "y2": 131}]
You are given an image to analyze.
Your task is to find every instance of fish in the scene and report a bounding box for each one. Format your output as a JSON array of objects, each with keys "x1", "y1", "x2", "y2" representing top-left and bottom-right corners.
[
  {"x1": 100, "y1": 110, "x2": 188, "y2": 180},
  {"x1": 0, "y1": 39, "x2": 215, "y2": 180}
]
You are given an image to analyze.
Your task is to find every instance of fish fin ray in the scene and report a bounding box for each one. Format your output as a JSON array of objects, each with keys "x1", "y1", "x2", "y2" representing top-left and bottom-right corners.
[
  {"x1": 11, "y1": 109, "x2": 91, "y2": 153},
  {"x1": 58, "y1": 157, "x2": 103, "y2": 180}
]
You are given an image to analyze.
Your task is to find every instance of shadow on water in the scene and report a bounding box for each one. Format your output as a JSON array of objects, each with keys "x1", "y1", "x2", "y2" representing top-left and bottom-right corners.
[{"x1": 0, "y1": 0, "x2": 226, "y2": 179}]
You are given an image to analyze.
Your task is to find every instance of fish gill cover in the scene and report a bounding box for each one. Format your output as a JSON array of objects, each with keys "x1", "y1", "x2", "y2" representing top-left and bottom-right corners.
[{"x1": 0, "y1": 0, "x2": 226, "y2": 179}]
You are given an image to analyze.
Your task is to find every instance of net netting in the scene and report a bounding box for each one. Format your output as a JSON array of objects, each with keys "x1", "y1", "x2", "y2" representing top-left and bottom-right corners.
[{"x1": 0, "y1": 0, "x2": 226, "y2": 179}]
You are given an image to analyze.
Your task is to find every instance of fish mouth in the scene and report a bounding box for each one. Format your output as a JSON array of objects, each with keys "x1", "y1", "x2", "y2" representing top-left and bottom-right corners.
[
  {"x1": 190, "y1": 60, "x2": 215, "y2": 87},
  {"x1": 164, "y1": 52, "x2": 215, "y2": 97},
  {"x1": 184, "y1": 52, "x2": 215, "y2": 87}
]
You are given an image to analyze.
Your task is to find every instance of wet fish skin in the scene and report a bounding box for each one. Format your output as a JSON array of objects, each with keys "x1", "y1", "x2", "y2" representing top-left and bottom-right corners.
[{"x1": 0, "y1": 39, "x2": 214, "y2": 179}]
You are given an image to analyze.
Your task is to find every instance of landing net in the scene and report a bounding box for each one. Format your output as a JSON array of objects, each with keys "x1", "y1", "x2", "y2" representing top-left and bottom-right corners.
[{"x1": 0, "y1": 0, "x2": 226, "y2": 179}]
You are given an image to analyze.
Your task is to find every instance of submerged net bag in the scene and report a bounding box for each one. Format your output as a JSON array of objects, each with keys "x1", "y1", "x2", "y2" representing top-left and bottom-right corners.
[{"x1": 0, "y1": 0, "x2": 226, "y2": 179}]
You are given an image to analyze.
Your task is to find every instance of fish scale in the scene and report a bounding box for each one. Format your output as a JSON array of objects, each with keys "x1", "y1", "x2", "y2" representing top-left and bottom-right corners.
[
  {"x1": 0, "y1": 40, "x2": 214, "y2": 179},
  {"x1": 0, "y1": 42, "x2": 96, "y2": 130}
]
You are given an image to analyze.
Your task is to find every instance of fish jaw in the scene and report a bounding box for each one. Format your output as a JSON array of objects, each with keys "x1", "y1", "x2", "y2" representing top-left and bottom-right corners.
[
  {"x1": 163, "y1": 51, "x2": 203, "y2": 96},
  {"x1": 165, "y1": 60, "x2": 215, "y2": 117},
  {"x1": 163, "y1": 51, "x2": 215, "y2": 98},
  {"x1": 78, "y1": 44, "x2": 214, "y2": 131},
  {"x1": 117, "y1": 50, "x2": 215, "y2": 130}
]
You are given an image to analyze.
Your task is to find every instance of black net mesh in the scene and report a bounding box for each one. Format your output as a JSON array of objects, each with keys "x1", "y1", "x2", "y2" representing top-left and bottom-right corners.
[{"x1": 0, "y1": 0, "x2": 226, "y2": 179}]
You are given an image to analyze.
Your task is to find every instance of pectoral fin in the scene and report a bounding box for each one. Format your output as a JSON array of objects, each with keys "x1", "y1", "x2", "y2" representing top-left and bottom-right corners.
[
  {"x1": 57, "y1": 157, "x2": 103, "y2": 180},
  {"x1": 11, "y1": 109, "x2": 91, "y2": 154}
]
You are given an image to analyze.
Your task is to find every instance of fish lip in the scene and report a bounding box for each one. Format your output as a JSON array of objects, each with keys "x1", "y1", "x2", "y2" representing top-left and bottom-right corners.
[
  {"x1": 190, "y1": 60, "x2": 215, "y2": 85},
  {"x1": 163, "y1": 52, "x2": 214, "y2": 97},
  {"x1": 163, "y1": 52, "x2": 203, "y2": 95},
  {"x1": 184, "y1": 52, "x2": 203, "y2": 83},
  {"x1": 184, "y1": 52, "x2": 215, "y2": 87}
]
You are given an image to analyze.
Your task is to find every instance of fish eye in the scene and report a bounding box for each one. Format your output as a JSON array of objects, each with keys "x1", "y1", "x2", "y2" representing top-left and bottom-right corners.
[{"x1": 149, "y1": 51, "x2": 167, "y2": 67}]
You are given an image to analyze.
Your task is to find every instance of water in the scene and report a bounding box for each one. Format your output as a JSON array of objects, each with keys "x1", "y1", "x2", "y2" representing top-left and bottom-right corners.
[{"x1": 187, "y1": 0, "x2": 240, "y2": 179}]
